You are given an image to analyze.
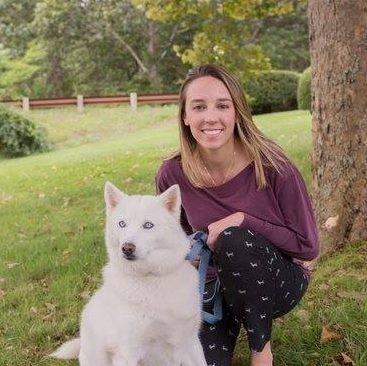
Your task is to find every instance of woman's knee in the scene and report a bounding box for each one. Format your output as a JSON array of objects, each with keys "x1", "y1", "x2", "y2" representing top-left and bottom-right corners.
[{"x1": 215, "y1": 226, "x2": 243, "y2": 254}]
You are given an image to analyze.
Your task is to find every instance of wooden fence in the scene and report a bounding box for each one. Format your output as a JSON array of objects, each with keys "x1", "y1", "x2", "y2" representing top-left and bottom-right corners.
[{"x1": 0, "y1": 93, "x2": 179, "y2": 111}]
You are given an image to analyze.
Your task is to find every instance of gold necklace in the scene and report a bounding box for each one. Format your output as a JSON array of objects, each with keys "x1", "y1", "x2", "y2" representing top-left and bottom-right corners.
[{"x1": 202, "y1": 150, "x2": 236, "y2": 187}]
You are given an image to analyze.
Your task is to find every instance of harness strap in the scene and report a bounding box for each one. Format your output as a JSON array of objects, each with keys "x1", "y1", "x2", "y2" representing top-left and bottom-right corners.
[{"x1": 186, "y1": 231, "x2": 223, "y2": 324}]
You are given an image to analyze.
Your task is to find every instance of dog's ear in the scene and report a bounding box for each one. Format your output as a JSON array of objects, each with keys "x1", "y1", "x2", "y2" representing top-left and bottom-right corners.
[
  {"x1": 159, "y1": 184, "x2": 181, "y2": 219},
  {"x1": 104, "y1": 181, "x2": 126, "y2": 212}
]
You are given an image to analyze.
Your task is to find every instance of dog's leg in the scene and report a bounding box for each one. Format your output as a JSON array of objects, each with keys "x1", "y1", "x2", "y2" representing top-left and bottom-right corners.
[
  {"x1": 111, "y1": 349, "x2": 142, "y2": 366},
  {"x1": 180, "y1": 337, "x2": 207, "y2": 366},
  {"x1": 111, "y1": 356, "x2": 141, "y2": 366},
  {"x1": 79, "y1": 340, "x2": 112, "y2": 366},
  {"x1": 79, "y1": 350, "x2": 111, "y2": 366}
]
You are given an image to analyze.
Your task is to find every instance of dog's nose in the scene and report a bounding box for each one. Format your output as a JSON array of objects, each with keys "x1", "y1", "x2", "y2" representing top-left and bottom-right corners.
[{"x1": 122, "y1": 242, "x2": 136, "y2": 257}]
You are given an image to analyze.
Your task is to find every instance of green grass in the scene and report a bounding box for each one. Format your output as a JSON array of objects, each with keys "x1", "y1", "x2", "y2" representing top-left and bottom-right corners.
[
  {"x1": 20, "y1": 104, "x2": 178, "y2": 148},
  {"x1": 0, "y1": 106, "x2": 365, "y2": 365}
]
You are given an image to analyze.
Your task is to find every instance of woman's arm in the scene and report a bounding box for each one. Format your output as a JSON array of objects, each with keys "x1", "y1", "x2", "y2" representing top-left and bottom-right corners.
[{"x1": 240, "y1": 170, "x2": 319, "y2": 261}]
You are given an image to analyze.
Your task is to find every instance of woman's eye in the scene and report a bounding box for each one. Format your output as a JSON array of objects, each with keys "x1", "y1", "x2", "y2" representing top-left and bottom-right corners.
[
  {"x1": 118, "y1": 220, "x2": 126, "y2": 228},
  {"x1": 193, "y1": 105, "x2": 205, "y2": 111},
  {"x1": 143, "y1": 221, "x2": 154, "y2": 229},
  {"x1": 218, "y1": 104, "x2": 229, "y2": 109}
]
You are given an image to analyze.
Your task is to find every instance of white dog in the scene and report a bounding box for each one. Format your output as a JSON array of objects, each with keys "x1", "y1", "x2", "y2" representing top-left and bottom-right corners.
[{"x1": 51, "y1": 182, "x2": 207, "y2": 366}]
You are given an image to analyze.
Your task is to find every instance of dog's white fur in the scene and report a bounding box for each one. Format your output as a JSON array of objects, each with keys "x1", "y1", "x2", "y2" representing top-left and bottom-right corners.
[{"x1": 51, "y1": 182, "x2": 206, "y2": 366}]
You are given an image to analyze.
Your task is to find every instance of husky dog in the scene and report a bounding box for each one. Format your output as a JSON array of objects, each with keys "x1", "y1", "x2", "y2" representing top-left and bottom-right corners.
[{"x1": 52, "y1": 182, "x2": 206, "y2": 366}]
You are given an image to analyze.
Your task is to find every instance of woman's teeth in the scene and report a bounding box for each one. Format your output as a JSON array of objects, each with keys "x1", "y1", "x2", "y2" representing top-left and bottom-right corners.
[{"x1": 202, "y1": 129, "x2": 223, "y2": 135}]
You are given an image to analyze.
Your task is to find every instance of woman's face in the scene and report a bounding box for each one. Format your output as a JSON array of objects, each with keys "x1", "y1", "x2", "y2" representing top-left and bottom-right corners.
[{"x1": 183, "y1": 76, "x2": 236, "y2": 152}]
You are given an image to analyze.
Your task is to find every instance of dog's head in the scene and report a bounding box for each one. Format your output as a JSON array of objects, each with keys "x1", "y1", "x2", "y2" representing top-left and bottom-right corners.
[{"x1": 104, "y1": 182, "x2": 190, "y2": 276}]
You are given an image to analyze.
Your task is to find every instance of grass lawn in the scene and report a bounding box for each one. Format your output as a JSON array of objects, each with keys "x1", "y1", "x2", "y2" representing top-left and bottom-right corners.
[{"x1": 0, "y1": 105, "x2": 365, "y2": 365}]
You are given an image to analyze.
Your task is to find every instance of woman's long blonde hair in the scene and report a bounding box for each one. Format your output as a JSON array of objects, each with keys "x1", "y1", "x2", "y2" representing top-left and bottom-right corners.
[{"x1": 174, "y1": 64, "x2": 289, "y2": 190}]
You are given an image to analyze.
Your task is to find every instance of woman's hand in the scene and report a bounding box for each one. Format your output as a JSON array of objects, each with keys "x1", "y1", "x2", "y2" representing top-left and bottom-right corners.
[
  {"x1": 189, "y1": 238, "x2": 201, "y2": 268},
  {"x1": 207, "y1": 212, "x2": 245, "y2": 250}
]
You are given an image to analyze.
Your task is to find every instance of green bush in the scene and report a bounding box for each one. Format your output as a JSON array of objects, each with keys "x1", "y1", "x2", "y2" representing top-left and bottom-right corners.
[
  {"x1": 297, "y1": 66, "x2": 311, "y2": 110},
  {"x1": 0, "y1": 106, "x2": 51, "y2": 157},
  {"x1": 246, "y1": 70, "x2": 300, "y2": 115}
]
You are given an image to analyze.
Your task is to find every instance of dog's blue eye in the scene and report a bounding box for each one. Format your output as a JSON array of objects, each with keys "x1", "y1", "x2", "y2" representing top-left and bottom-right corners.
[
  {"x1": 118, "y1": 220, "x2": 126, "y2": 228},
  {"x1": 143, "y1": 221, "x2": 154, "y2": 229}
]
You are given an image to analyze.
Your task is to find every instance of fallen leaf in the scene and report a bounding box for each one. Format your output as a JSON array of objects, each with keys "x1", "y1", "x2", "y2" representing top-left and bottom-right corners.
[
  {"x1": 30, "y1": 307, "x2": 38, "y2": 314},
  {"x1": 45, "y1": 302, "x2": 56, "y2": 311},
  {"x1": 335, "y1": 352, "x2": 355, "y2": 365},
  {"x1": 42, "y1": 313, "x2": 54, "y2": 321},
  {"x1": 323, "y1": 215, "x2": 339, "y2": 230},
  {"x1": 0, "y1": 290, "x2": 5, "y2": 299},
  {"x1": 38, "y1": 193, "x2": 45, "y2": 199},
  {"x1": 40, "y1": 278, "x2": 48, "y2": 288},
  {"x1": 7, "y1": 262, "x2": 20, "y2": 269},
  {"x1": 63, "y1": 197, "x2": 71, "y2": 207},
  {"x1": 321, "y1": 325, "x2": 342, "y2": 343},
  {"x1": 0, "y1": 277, "x2": 5, "y2": 283},
  {"x1": 42, "y1": 302, "x2": 57, "y2": 321},
  {"x1": 62, "y1": 250, "x2": 71, "y2": 257}
]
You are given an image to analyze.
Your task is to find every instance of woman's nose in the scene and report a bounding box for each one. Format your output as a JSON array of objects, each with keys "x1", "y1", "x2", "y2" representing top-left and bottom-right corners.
[{"x1": 202, "y1": 107, "x2": 219, "y2": 122}]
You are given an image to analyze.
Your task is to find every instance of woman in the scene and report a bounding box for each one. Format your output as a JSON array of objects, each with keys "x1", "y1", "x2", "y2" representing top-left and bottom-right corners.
[{"x1": 155, "y1": 64, "x2": 319, "y2": 366}]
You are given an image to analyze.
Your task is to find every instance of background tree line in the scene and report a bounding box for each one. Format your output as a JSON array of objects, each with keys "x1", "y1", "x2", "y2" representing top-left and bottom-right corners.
[{"x1": 0, "y1": 0, "x2": 309, "y2": 99}]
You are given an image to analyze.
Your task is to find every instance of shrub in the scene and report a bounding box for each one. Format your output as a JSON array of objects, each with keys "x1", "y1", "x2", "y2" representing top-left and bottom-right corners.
[
  {"x1": 297, "y1": 67, "x2": 311, "y2": 110},
  {"x1": 0, "y1": 106, "x2": 51, "y2": 157},
  {"x1": 245, "y1": 70, "x2": 300, "y2": 115}
]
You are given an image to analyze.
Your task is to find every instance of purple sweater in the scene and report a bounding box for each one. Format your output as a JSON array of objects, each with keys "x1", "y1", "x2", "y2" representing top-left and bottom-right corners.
[{"x1": 155, "y1": 156, "x2": 319, "y2": 278}]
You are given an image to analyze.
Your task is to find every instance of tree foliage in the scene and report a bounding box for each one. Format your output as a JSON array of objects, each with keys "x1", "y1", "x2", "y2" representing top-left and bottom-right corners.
[
  {"x1": 257, "y1": 1, "x2": 310, "y2": 71},
  {"x1": 0, "y1": 42, "x2": 46, "y2": 99},
  {"x1": 0, "y1": 0, "x2": 310, "y2": 98},
  {"x1": 133, "y1": 0, "x2": 298, "y2": 84}
]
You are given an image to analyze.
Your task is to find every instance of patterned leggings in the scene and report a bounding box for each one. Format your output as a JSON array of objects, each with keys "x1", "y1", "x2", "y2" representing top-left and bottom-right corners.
[{"x1": 199, "y1": 226, "x2": 309, "y2": 366}]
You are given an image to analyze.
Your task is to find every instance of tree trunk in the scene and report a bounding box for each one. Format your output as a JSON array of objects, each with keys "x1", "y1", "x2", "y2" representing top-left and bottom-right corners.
[
  {"x1": 47, "y1": 54, "x2": 65, "y2": 97},
  {"x1": 308, "y1": 0, "x2": 367, "y2": 252},
  {"x1": 147, "y1": 20, "x2": 162, "y2": 90}
]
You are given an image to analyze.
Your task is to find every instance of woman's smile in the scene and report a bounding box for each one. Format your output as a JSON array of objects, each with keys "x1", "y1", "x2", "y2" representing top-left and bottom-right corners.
[{"x1": 201, "y1": 128, "x2": 224, "y2": 136}]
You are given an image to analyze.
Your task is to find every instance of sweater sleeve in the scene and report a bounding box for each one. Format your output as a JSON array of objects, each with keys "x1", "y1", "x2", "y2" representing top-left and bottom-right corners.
[
  {"x1": 155, "y1": 162, "x2": 193, "y2": 235},
  {"x1": 242, "y1": 169, "x2": 319, "y2": 261}
]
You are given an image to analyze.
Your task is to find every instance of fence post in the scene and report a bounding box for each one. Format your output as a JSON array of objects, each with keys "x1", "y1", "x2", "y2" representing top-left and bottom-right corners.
[
  {"x1": 22, "y1": 97, "x2": 29, "y2": 111},
  {"x1": 130, "y1": 92, "x2": 137, "y2": 111},
  {"x1": 77, "y1": 95, "x2": 84, "y2": 112}
]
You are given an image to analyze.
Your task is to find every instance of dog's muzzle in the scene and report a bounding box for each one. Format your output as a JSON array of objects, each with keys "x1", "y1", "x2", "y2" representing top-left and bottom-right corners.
[{"x1": 121, "y1": 242, "x2": 136, "y2": 260}]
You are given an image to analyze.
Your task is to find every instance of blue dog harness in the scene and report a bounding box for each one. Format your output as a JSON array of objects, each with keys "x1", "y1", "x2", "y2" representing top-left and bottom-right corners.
[{"x1": 186, "y1": 231, "x2": 223, "y2": 324}]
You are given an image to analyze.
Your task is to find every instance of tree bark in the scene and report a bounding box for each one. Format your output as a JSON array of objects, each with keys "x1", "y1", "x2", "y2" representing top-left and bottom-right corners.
[
  {"x1": 308, "y1": 0, "x2": 367, "y2": 252},
  {"x1": 147, "y1": 20, "x2": 162, "y2": 90},
  {"x1": 47, "y1": 54, "x2": 65, "y2": 97}
]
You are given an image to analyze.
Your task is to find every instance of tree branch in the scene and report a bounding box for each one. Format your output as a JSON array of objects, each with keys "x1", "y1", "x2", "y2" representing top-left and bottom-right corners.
[
  {"x1": 106, "y1": 24, "x2": 149, "y2": 74},
  {"x1": 244, "y1": 19, "x2": 264, "y2": 45},
  {"x1": 159, "y1": 23, "x2": 179, "y2": 61}
]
